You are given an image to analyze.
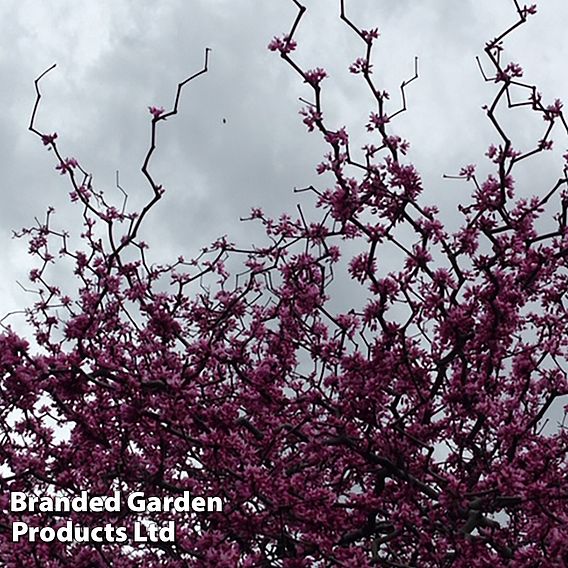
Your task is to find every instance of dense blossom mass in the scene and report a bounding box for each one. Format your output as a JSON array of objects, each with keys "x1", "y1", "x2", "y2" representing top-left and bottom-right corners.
[{"x1": 1, "y1": 1, "x2": 567, "y2": 566}]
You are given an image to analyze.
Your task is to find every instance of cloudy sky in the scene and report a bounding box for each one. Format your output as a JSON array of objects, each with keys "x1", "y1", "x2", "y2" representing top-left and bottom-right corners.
[{"x1": 1, "y1": 0, "x2": 568, "y2": 334}]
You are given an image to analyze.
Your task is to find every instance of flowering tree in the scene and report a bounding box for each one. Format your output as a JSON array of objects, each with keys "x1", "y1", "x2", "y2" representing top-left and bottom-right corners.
[{"x1": 1, "y1": 1, "x2": 567, "y2": 566}]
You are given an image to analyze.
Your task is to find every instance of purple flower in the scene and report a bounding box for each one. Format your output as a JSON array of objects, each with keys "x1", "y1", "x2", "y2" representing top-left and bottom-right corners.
[
  {"x1": 304, "y1": 68, "x2": 328, "y2": 86},
  {"x1": 361, "y1": 28, "x2": 380, "y2": 43},
  {"x1": 55, "y1": 157, "x2": 79, "y2": 175},
  {"x1": 267, "y1": 34, "x2": 297, "y2": 54},
  {"x1": 41, "y1": 132, "x2": 58, "y2": 146},
  {"x1": 459, "y1": 164, "x2": 476, "y2": 180},
  {"x1": 349, "y1": 57, "x2": 373, "y2": 74},
  {"x1": 148, "y1": 106, "x2": 165, "y2": 119}
]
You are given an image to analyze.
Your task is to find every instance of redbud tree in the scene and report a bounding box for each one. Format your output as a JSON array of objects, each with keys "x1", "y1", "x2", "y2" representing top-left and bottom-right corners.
[{"x1": 1, "y1": 1, "x2": 567, "y2": 566}]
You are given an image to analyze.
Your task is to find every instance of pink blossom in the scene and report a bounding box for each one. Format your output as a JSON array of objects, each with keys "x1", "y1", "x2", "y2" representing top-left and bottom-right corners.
[
  {"x1": 495, "y1": 61, "x2": 524, "y2": 82},
  {"x1": 299, "y1": 106, "x2": 323, "y2": 131},
  {"x1": 459, "y1": 164, "x2": 476, "y2": 180},
  {"x1": 148, "y1": 105, "x2": 165, "y2": 118},
  {"x1": 386, "y1": 135, "x2": 410, "y2": 154},
  {"x1": 304, "y1": 67, "x2": 328, "y2": 86},
  {"x1": 324, "y1": 127, "x2": 349, "y2": 146},
  {"x1": 55, "y1": 157, "x2": 79, "y2": 174},
  {"x1": 544, "y1": 98, "x2": 563, "y2": 121},
  {"x1": 267, "y1": 34, "x2": 297, "y2": 54},
  {"x1": 41, "y1": 132, "x2": 58, "y2": 145},
  {"x1": 366, "y1": 111, "x2": 390, "y2": 131},
  {"x1": 349, "y1": 57, "x2": 373, "y2": 74},
  {"x1": 361, "y1": 28, "x2": 380, "y2": 43}
]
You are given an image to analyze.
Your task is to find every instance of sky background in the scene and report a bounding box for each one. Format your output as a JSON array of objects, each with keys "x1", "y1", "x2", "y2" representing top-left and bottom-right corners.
[{"x1": 1, "y1": 0, "x2": 568, "y2": 335}]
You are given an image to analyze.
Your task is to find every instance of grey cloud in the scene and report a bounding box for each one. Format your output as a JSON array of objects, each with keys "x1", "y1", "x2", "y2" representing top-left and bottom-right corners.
[{"x1": 1, "y1": 0, "x2": 568, "y2": 327}]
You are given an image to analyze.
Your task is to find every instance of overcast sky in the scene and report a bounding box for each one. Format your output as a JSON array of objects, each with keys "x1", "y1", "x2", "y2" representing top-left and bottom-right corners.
[{"x1": 1, "y1": 0, "x2": 568, "y2": 334}]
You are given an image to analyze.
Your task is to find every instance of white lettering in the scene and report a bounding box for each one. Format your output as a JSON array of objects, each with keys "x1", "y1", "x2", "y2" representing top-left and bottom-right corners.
[
  {"x1": 127, "y1": 492, "x2": 145, "y2": 512},
  {"x1": 90, "y1": 497, "x2": 103, "y2": 512},
  {"x1": 39, "y1": 526, "x2": 56, "y2": 542},
  {"x1": 10, "y1": 492, "x2": 31, "y2": 512},
  {"x1": 133, "y1": 521, "x2": 147, "y2": 542},
  {"x1": 12, "y1": 522, "x2": 28, "y2": 542},
  {"x1": 192, "y1": 497, "x2": 205, "y2": 512},
  {"x1": 106, "y1": 491, "x2": 121, "y2": 512},
  {"x1": 207, "y1": 496, "x2": 223, "y2": 512}
]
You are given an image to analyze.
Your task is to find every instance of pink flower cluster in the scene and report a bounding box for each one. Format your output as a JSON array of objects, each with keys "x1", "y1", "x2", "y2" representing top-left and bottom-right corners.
[
  {"x1": 267, "y1": 34, "x2": 297, "y2": 54},
  {"x1": 148, "y1": 105, "x2": 165, "y2": 119},
  {"x1": 304, "y1": 67, "x2": 328, "y2": 86},
  {"x1": 55, "y1": 157, "x2": 79, "y2": 174}
]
